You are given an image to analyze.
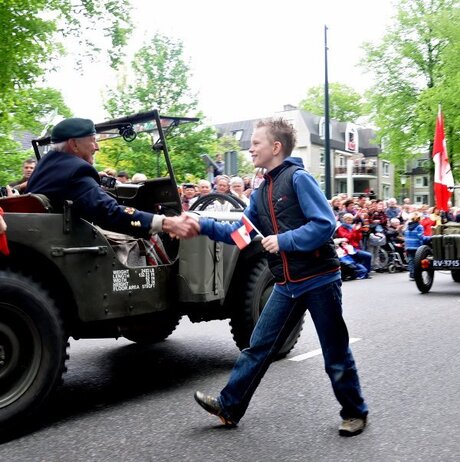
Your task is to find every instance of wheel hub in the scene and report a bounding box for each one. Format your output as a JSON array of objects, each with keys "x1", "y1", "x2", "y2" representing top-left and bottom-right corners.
[{"x1": 0, "y1": 322, "x2": 21, "y2": 380}]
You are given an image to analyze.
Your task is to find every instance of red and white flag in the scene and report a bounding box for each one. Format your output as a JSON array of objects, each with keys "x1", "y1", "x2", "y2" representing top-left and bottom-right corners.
[
  {"x1": 433, "y1": 106, "x2": 454, "y2": 211},
  {"x1": 230, "y1": 215, "x2": 263, "y2": 250}
]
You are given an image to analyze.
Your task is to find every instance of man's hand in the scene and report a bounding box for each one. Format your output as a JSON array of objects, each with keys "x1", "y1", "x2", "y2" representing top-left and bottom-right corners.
[
  {"x1": 162, "y1": 213, "x2": 200, "y2": 239},
  {"x1": 261, "y1": 235, "x2": 279, "y2": 254}
]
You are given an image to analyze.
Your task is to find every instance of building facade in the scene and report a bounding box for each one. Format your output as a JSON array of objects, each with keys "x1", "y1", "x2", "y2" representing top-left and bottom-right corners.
[{"x1": 215, "y1": 106, "x2": 394, "y2": 200}]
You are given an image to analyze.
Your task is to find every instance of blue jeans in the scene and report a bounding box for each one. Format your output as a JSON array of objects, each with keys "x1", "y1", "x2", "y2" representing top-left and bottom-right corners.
[{"x1": 218, "y1": 280, "x2": 368, "y2": 423}]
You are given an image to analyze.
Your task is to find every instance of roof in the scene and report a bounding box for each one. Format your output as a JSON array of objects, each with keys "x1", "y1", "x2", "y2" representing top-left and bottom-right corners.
[{"x1": 215, "y1": 109, "x2": 381, "y2": 157}]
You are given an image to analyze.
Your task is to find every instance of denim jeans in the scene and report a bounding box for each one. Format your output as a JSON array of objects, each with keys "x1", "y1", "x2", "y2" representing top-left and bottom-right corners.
[{"x1": 218, "y1": 280, "x2": 368, "y2": 423}]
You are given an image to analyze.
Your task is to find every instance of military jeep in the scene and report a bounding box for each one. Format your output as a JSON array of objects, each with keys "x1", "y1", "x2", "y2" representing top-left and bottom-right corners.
[
  {"x1": 0, "y1": 110, "x2": 304, "y2": 434},
  {"x1": 414, "y1": 221, "x2": 460, "y2": 293}
]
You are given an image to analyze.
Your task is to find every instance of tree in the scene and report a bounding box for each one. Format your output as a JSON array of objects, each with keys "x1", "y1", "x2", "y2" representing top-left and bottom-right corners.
[
  {"x1": 299, "y1": 83, "x2": 365, "y2": 122},
  {"x1": 0, "y1": 0, "x2": 132, "y2": 184},
  {"x1": 361, "y1": 0, "x2": 459, "y2": 180},
  {"x1": 101, "y1": 33, "x2": 218, "y2": 183}
]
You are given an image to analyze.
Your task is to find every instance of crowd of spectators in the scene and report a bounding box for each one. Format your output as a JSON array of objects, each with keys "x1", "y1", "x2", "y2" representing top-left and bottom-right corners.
[{"x1": 330, "y1": 193, "x2": 460, "y2": 282}]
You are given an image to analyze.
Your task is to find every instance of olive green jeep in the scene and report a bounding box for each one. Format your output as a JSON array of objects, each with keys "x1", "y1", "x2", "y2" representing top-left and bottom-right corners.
[
  {"x1": 0, "y1": 110, "x2": 304, "y2": 434},
  {"x1": 414, "y1": 221, "x2": 460, "y2": 292}
]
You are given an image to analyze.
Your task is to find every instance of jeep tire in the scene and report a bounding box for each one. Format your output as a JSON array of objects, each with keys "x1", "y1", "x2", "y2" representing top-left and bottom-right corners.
[
  {"x1": 230, "y1": 259, "x2": 304, "y2": 358},
  {"x1": 0, "y1": 271, "x2": 67, "y2": 434},
  {"x1": 414, "y1": 245, "x2": 434, "y2": 293}
]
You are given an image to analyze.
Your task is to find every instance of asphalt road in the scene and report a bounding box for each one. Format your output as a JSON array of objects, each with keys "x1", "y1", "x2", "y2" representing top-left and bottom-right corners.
[{"x1": 1, "y1": 271, "x2": 460, "y2": 462}]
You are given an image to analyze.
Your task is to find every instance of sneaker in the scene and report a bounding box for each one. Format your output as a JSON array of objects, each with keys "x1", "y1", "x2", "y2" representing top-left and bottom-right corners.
[
  {"x1": 194, "y1": 391, "x2": 237, "y2": 427},
  {"x1": 339, "y1": 417, "x2": 367, "y2": 436}
]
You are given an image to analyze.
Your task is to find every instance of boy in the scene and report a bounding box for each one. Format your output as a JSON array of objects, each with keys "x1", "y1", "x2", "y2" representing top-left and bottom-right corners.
[{"x1": 193, "y1": 118, "x2": 368, "y2": 436}]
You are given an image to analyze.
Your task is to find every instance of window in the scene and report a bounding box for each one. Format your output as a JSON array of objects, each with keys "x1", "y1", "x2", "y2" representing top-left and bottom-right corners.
[
  {"x1": 415, "y1": 194, "x2": 428, "y2": 205},
  {"x1": 232, "y1": 130, "x2": 243, "y2": 141},
  {"x1": 416, "y1": 159, "x2": 428, "y2": 168},
  {"x1": 382, "y1": 161, "x2": 390, "y2": 177},
  {"x1": 382, "y1": 184, "x2": 390, "y2": 199},
  {"x1": 415, "y1": 176, "x2": 429, "y2": 187},
  {"x1": 319, "y1": 174, "x2": 325, "y2": 192},
  {"x1": 319, "y1": 149, "x2": 325, "y2": 166},
  {"x1": 338, "y1": 155, "x2": 345, "y2": 167}
]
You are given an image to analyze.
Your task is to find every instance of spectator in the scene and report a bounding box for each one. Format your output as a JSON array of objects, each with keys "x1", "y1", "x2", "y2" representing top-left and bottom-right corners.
[
  {"x1": 181, "y1": 183, "x2": 197, "y2": 211},
  {"x1": 404, "y1": 212, "x2": 424, "y2": 280},
  {"x1": 229, "y1": 176, "x2": 249, "y2": 206},
  {"x1": 251, "y1": 168, "x2": 265, "y2": 189},
  {"x1": 213, "y1": 153, "x2": 225, "y2": 178},
  {"x1": 334, "y1": 239, "x2": 369, "y2": 280},
  {"x1": 420, "y1": 205, "x2": 436, "y2": 237},
  {"x1": 9, "y1": 158, "x2": 36, "y2": 194},
  {"x1": 189, "y1": 179, "x2": 211, "y2": 208},
  {"x1": 131, "y1": 173, "x2": 147, "y2": 183},
  {"x1": 385, "y1": 198, "x2": 401, "y2": 220},
  {"x1": 338, "y1": 199, "x2": 356, "y2": 221},
  {"x1": 116, "y1": 171, "x2": 130, "y2": 183},
  {"x1": 210, "y1": 176, "x2": 232, "y2": 212},
  {"x1": 330, "y1": 196, "x2": 342, "y2": 219},
  {"x1": 335, "y1": 213, "x2": 372, "y2": 275}
]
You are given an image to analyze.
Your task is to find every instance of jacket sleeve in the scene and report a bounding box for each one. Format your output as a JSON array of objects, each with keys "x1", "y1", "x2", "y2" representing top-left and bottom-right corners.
[
  {"x1": 69, "y1": 163, "x2": 155, "y2": 236},
  {"x1": 199, "y1": 190, "x2": 261, "y2": 244},
  {"x1": 277, "y1": 171, "x2": 336, "y2": 252}
]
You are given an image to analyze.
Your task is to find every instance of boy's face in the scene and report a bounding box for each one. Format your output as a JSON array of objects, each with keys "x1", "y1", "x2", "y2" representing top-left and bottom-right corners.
[{"x1": 249, "y1": 127, "x2": 283, "y2": 172}]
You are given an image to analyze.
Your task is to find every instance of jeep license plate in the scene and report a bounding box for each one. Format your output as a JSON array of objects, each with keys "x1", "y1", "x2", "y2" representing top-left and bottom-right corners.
[{"x1": 432, "y1": 259, "x2": 460, "y2": 268}]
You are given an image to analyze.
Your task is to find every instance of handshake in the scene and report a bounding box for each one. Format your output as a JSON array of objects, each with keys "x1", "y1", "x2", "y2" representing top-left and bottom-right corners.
[{"x1": 162, "y1": 212, "x2": 200, "y2": 239}]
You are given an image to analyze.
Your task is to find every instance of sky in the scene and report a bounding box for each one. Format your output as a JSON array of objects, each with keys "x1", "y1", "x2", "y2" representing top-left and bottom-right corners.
[{"x1": 49, "y1": 0, "x2": 396, "y2": 125}]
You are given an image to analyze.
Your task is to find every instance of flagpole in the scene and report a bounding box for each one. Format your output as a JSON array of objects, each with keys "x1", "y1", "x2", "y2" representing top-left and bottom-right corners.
[{"x1": 324, "y1": 25, "x2": 332, "y2": 200}]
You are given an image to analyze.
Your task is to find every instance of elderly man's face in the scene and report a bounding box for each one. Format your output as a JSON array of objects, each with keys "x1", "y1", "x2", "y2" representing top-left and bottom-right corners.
[
  {"x1": 73, "y1": 135, "x2": 99, "y2": 164},
  {"x1": 216, "y1": 179, "x2": 230, "y2": 194},
  {"x1": 198, "y1": 182, "x2": 211, "y2": 195}
]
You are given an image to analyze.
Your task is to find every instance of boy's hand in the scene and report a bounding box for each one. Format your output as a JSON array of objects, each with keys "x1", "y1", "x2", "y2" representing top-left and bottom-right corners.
[{"x1": 261, "y1": 235, "x2": 279, "y2": 254}]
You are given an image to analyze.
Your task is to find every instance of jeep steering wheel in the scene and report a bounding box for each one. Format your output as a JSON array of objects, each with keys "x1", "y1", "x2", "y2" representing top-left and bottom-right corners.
[{"x1": 189, "y1": 192, "x2": 247, "y2": 211}]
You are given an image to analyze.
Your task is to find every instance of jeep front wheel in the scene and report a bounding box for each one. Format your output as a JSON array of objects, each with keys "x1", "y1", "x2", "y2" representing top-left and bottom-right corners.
[
  {"x1": 414, "y1": 245, "x2": 434, "y2": 293},
  {"x1": 230, "y1": 260, "x2": 304, "y2": 358},
  {"x1": 0, "y1": 271, "x2": 67, "y2": 434}
]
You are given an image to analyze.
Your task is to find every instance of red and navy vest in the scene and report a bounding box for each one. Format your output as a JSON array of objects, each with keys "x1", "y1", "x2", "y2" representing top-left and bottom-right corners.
[{"x1": 256, "y1": 163, "x2": 339, "y2": 283}]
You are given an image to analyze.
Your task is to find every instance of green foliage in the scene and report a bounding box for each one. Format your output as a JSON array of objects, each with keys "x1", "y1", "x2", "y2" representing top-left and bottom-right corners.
[
  {"x1": 299, "y1": 83, "x2": 365, "y2": 121},
  {"x1": 102, "y1": 33, "x2": 219, "y2": 182},
  {"x1": 0, "y1": 0, "x2": 132, "y2": 183},
  {"x1": 361, "y1": 0, "x2": 460, "y2": 180}
]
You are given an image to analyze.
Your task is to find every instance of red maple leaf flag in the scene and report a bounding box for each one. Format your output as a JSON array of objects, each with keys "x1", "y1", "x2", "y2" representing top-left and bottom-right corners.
[
  {"x1": 433, "y1": 106, "x2": 454, "y2": 211},
  {"x1": 0, "y1": 207, "x2": 10, "y2": 256},
  {"x1": 230, "y1": 215, "x2": 264, "y2": 250}
]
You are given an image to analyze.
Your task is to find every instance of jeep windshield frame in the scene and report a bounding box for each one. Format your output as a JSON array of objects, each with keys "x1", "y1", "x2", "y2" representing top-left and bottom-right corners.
[{"x1": 31, "y1": 109, "x2": 199, "y2": 186}]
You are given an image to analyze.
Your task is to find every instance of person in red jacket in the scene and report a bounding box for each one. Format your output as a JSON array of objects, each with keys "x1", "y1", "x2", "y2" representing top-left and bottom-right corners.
[{"x1": 335, "y1": 213, "x2": 372, "y2": 273}]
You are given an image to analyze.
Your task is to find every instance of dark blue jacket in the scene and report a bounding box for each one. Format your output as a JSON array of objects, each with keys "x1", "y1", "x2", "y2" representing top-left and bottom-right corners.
[{"x1": 27, "y1": 150, "x2": 155, "y2": 237}]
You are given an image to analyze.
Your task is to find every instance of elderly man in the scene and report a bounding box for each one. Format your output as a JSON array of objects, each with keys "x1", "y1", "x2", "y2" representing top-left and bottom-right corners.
[{"x1": 27, "y1": 117, "x2": 198, "y2": 239}]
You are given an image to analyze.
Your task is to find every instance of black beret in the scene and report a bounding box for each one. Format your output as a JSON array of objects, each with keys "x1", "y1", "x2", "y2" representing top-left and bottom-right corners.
[
  {"x1": 51, "y1": 118, "x2": 96, "y2": 143},
  {"x1": 182, "y1": 183, "x2": 196, "y2": 189}
]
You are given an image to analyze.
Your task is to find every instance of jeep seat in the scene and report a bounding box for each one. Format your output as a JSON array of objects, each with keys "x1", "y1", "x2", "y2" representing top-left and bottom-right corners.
[{"x1": 0, "y1": 194, "x2": 53, "y2": 213}]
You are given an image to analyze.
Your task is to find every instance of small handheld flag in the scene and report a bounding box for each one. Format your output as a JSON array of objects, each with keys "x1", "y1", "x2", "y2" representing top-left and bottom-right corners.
[{"x1": 231, "y1": 215, "x2": 264, "y2": 250}]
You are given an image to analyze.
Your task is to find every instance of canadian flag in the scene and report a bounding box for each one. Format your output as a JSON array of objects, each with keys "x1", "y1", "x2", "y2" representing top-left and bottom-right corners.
[
  {"x1": 230, "y1": 215, "x2": 263, "y2": 250},
  {"x1": 433, "y1": 106, "x2": 454, "y2": 211},
  {"x1": 0, "y1": 208, "x2": 9, "y2": 256}
]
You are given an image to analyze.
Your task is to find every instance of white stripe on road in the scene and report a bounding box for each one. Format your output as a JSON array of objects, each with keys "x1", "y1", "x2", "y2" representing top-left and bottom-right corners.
[{"x1": 288, "y1": 337, "x2": 362, "y2": 362}]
